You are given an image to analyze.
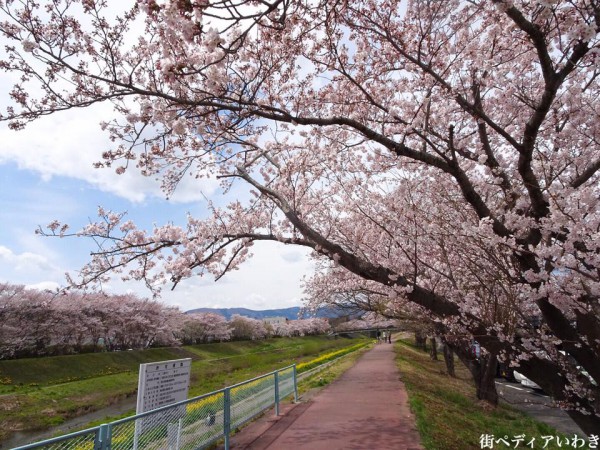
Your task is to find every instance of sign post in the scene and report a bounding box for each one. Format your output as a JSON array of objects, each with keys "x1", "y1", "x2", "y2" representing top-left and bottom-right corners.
[{"x1": 134, "y1": 358, "x2": 192, "y2": 449}]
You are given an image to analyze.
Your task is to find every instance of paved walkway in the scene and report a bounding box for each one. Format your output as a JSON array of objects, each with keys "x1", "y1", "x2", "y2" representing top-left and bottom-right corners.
[{"x1": 224, "y1": 340, "x2": 423, "y2": 450}]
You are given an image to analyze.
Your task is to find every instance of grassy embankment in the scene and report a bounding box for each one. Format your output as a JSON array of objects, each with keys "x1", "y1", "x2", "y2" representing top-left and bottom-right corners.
[
  {"x1": 395, "y1": 339, "x2": 570, "y2": 450},
  {"x1": 0, "y1": 335, "x2": 370, "y2": 441},
  {"x1": 297, "y1": 342, "x2": 372, "y2": 394}
]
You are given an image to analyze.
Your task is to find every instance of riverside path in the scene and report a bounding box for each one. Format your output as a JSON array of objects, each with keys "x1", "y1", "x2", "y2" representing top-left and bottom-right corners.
[{"x1": 223, "y1": 338, "x2": 423, "y2": 450}]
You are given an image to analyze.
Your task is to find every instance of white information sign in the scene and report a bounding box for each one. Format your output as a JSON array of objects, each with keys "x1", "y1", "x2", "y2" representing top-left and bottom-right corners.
[{"x1": 136, "y1": 358, "x2": 192, "y2": 414}]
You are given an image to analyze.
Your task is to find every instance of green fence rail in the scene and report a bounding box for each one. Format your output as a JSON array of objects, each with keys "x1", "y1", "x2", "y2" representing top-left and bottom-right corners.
[{"x1": 12, "y1": 365, "x2": 297, "y2": 450}]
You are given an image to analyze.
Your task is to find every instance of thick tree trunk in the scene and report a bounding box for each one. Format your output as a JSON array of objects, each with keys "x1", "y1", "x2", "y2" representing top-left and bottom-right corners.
[
  {"x1": 443, "y1": 342, "x2": 456, "y2": 377},
  {"x1": 429, "y1": 336, "x2": 438, "y2": 360},
  {"x1": 475, "y1": 354, "x2": 499, "y2": 405},
  {"x1": 415, "y1": 330, "x2": 427, "y2": 350},
  {"x1": 452, "y1": 342, "x2": 499, "y2": 405}
]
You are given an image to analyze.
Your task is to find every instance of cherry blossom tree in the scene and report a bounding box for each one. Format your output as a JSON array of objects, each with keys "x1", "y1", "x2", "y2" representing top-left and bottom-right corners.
[
  {"x1": 229, "y1": 314, "x2": 269, "y2": 340},
  {"x1": 0, "y1": 283, "x2": 57, "y2": 358},
  {"x1": 272, "y1": 317, "x2": 330, "y2": 337},
  {"x1": 302, "y1": 192, "x2": 525, "y2": 403},
  {"x1": 1, "y1": 0, "x2": 599, "y2": 432},
  {"x1": 179, "y1": 312, "x2": 232, "y2": 343},
  {"x1": 0, "y1": 283, "x2": 183, "y2": 357},
  {"x1": 102, "y1": 294, "x2": 181, "y2": 349}
]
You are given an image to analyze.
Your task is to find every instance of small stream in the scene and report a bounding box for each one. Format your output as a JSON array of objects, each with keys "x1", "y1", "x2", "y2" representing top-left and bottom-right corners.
[{"x1": 1, "y1": 397, "x2": 137, "y2": 449}]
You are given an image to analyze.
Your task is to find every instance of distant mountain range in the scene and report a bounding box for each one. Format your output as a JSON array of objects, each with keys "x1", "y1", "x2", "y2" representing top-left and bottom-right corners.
[
  {"x1": 185, "y1": 306, "x2": 356, "y2": 320},
  {"x1": 185, "y1": 306, "x2": 302, "y2": 320}
]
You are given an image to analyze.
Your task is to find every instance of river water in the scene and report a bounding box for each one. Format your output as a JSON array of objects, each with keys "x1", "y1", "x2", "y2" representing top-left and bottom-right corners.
[{"x1": 1, "y1": 397, "x2": 137, "y2": 449}]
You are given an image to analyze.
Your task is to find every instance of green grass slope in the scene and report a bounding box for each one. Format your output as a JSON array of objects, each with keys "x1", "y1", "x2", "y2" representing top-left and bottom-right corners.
[
  {"x1": 0, "y1": 347, "x2": 196, "y2": 389},
  {"x1": 395, "y1": 339, "x2": 570, "y2": 450}
]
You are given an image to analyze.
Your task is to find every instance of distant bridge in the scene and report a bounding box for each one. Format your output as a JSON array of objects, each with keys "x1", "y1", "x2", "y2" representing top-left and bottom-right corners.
[{"x1": 329, "y1": 327, "x2": 404, "y2": 338}]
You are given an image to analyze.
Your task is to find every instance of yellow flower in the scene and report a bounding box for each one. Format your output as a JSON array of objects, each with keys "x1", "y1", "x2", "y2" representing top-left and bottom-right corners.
[{"x1": 297, "y1": 342, "x2": 368, "y2": 372}]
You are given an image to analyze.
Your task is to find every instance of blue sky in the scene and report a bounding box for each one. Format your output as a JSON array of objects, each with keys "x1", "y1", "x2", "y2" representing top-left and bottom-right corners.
[{"x1": 0, "y1": 104, "x2": 314, "y2": 312}]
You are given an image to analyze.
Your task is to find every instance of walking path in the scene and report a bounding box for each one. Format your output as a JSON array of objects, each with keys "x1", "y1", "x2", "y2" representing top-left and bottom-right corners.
[{"x1": 224, "y1": 340, "x2": 423, "y2": 450}]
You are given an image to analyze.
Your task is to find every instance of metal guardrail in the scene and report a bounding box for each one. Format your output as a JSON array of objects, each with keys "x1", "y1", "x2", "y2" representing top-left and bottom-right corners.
[{"x1": 11, "y1": 365, "x2": 297, "y2": 450}]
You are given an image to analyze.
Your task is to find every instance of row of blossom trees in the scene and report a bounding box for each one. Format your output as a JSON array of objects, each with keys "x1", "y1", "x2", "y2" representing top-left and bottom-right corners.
[
  {"x1": 0, "y1": 283, "x2": 331, "y2": 359},
  {"x1": 182, "y1": 313, "x2": 330, "y2": 342},
  {"x1": 0, "y1": 283, "x2": 181, "y2": 358}
]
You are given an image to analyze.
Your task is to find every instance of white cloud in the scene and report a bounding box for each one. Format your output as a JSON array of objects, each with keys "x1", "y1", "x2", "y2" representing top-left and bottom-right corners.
[
  {"x1": 0, "y1": 246, "x2": 12, "y2": 259},
  {"x1": 0, "y1": 104, "x2": 218, "y2": 204},
  {"x1": 155, "y1": 242, "x2": 314, "y2": 311},
  {"x1": 25, "y1": 281, "x2": 61, "y2": 292},
  {"x1": 0, "y1": 245, "x2": 54, "y2": 272},
  {"x1": 280, "y1": 250, "x2": 304, "y2": 263},
  {"x1": 0, "y1": 244, "x2": 67, "y2": 292}
]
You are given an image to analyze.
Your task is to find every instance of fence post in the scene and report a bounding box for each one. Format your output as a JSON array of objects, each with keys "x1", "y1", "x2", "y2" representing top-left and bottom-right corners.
[
  {"x1": 293, "y1": 364, "x2": 298, "y2": 403},
  {"x1": 274, "y1": 371, "x2": 280, "y2": 416},
  {"x1": 104, "y1": 423, "x2": 112, "y2": 450},
  {"x1": 95, "y1": 424, "x2": 111, "y2": 450},
  {"x1": 177, "y1": 418, "x2": 182, "y2": 450},
  {"x1": 224, "y1": 387, "x2": 231, "y2": 450}
]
